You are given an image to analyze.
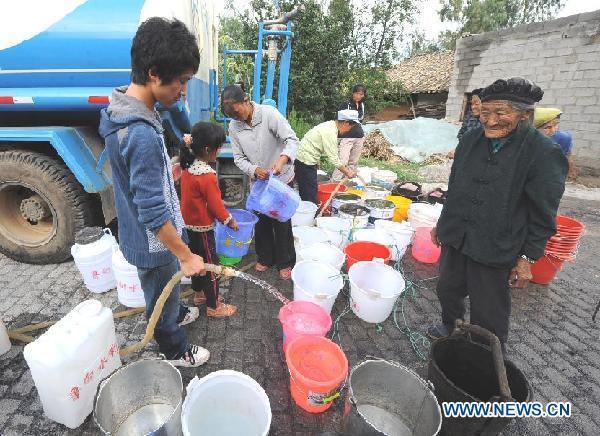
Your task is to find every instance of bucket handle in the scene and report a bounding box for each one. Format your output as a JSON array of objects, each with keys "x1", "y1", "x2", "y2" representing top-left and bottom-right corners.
[
  {"x1": 452, "y1": 320, "x2": 513, "y2": 401},
  {"x1": 349, "y1": 357, "x2": 437, "y2": 406},
  {"x1": 223, "y1": 227, "x2": 255, "y2": 247},
  {"x1": 365, "y1": 288, "x2": 382, "y2": 299}
]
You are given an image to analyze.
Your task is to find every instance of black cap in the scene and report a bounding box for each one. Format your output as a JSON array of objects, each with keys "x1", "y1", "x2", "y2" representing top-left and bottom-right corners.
[
  {"x1": 479, "y1": 78, "x2": 544, "y2": 105},
  {"x1": 471, "y1": 88, "x2": 484, "y2": 96}
]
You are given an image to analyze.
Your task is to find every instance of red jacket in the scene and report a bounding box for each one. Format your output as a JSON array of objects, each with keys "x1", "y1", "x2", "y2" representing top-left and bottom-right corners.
[{"x1": 180, "y1": 160, "x2": 230, "y2": 230}]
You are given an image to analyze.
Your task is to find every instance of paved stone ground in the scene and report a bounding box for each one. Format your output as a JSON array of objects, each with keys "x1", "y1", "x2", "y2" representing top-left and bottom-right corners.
[{"x1": 1, "y1": 194, "x2": 599, "y2": 435}]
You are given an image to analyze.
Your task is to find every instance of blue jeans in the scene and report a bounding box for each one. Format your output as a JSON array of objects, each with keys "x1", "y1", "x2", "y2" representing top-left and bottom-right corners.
[{"x1": 137, "y1": 258, "x2": 188, "y2": 359}]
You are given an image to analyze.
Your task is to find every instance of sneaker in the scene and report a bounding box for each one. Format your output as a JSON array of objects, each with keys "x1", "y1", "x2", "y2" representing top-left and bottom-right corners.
[
  {"x1": 169, "y1": 344, "x2": 210, "y2": 368},
  {"x1": 426, "y1": 324, "x2": 452, "y2": 340},
  {"x1": 207, "y1": 302, "x2": 237, "y2": 318},
  {"x1": 178, "y1": 306, "x2": 199, "y2": 326}
]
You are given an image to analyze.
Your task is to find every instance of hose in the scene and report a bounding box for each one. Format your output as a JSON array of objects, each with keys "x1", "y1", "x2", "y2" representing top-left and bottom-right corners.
[{"x1": 120, "y1": 264, "x2": 237, "y2": 357}]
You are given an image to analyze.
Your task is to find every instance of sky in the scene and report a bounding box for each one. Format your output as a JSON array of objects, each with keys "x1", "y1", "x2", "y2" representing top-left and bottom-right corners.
[
  {"x1": 416, "y1": 0, "x2": 600, "y2": 40},
  {"x1": 222, "y1": 0, "x2": 600, "y2": 41}
]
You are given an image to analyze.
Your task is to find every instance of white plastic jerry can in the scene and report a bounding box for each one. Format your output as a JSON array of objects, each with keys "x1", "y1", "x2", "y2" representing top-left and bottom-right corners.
[
  {"x1": 1, "y1": 319, "x2": 11, "y2": 356},
  {"x1": 23, "y1": 300, "x2": 121, "y2": 429}
]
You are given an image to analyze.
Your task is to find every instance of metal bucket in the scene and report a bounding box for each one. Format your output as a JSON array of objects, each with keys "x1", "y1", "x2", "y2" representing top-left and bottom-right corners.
[
  {"x1": 343, "y1": 359, "x2": 442, "y2": 436},
  {"x1": 94, "y1": 359, "x2": 183, "y2": 436},
  {"x1": 427, "y1": 322, "x2": 532, "y2": 436}
]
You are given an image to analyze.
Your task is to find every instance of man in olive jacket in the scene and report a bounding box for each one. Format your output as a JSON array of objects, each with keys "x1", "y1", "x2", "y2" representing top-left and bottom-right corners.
[{"x1": 428, "y1": 78, "x2": 568, "y2": 351}]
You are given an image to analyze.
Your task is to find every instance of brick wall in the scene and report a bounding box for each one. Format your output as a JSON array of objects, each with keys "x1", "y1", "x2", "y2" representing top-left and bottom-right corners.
[{"x1": 446, "y1": 9, "x2": 600, "y2": 171}]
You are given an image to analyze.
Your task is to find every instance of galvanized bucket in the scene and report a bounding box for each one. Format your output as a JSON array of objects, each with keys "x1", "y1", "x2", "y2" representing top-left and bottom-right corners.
[
  {"x1": 94, "y1": 359, "x2": 183, "y2": 436},
  {"x1": 343, "y1": 359, "x2": 442, "y2": 436}
]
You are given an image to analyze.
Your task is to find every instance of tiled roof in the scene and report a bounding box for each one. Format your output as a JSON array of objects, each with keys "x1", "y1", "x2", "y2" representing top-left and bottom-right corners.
[{"x1": 388, "y1": 51, "x2": 455, "y2": 93}]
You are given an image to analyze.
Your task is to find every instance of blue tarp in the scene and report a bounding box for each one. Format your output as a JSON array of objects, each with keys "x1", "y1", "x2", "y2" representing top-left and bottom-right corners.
[{"x1": 363, "y1": 118, "x2": 459, "y2": 163}]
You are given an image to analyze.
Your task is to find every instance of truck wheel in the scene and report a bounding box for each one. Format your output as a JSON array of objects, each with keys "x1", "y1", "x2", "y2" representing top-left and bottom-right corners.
[{"x1": 0, "y1": 150, "x2": 93, "y2": 264}]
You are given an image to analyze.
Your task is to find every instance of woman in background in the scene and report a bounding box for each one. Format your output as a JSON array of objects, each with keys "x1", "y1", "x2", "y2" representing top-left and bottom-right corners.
[{"x1": 332, "y1": 84, "x2": 366, "y2": 181}]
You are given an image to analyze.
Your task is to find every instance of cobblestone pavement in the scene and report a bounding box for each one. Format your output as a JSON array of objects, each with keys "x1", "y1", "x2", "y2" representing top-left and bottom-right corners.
[{"x1": 1, "y1": 194, "x2": 599, "y2": 435}]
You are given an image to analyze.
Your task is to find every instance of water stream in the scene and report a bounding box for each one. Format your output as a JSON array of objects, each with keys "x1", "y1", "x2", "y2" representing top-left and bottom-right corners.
[{"x1": 235, "y1": 272, "x2": 291, "y2": 305}]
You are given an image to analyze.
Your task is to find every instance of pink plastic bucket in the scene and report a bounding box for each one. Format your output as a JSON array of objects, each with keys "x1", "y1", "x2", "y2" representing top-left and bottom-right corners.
[
  {"x1": 411, "y1": 227, "x2": 441, "y2": 263},
  {"x1": 278, "y1": 301, "x2": 332, "y2": 352}
]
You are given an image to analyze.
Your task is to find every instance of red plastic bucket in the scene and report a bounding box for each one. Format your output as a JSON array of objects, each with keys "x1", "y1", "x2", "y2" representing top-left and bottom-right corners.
[
  {"x1": 285, "y1": 336, "x2": 348, "y2": 413},
  {"x1": 317, "y1": 183, "x2": 347, "y2": 215},
  {"x1": 531, "y1": 255, "x2": 564, "y2": 284},
  {"x1": 278, "y1": 301, "x2": 332, "y2": 352},
  {"x1": 344, "y1": 241, "x2": 391, "y2": 270}
]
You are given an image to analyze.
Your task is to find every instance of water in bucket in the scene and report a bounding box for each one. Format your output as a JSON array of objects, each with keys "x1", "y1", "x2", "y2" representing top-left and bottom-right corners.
[
  {"x1": 216, "y1": 209, "x2": 259, "y2": 259},
  {"x1": 246, "y1": 176, "x2": 300, "y2": 222},
  {"x1": 291, "y1": 261, "x2": 344, "y2": 314},
  {"x1": 344, "y1": 360, "x2": 442, "y2": 436},
  {"x1": 279, "y1": 301, "x2": 332, "y2": 351},
  {"x1": 182, "y1": 371, "x2": 271, "y2": 436}
]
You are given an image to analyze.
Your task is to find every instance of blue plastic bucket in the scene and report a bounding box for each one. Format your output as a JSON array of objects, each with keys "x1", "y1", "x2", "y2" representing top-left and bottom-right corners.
[
  {"x1": 246, "y1": 176, "x2": 300, "y2": 222},
  {"x1": 215, "y1": 209, "x2": 259, "y2": 259}
]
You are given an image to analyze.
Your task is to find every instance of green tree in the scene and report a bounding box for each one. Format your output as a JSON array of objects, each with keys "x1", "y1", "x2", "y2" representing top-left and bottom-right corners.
[
  {"x1": 439, "y1": 0, "x2": 566, "y2": 49},
  {"x1": 219, "y1": 0, "x2": 413, "y2": 121},
  {"x1": 351, "y1": 0, "x2": 419, "y2": 68}
]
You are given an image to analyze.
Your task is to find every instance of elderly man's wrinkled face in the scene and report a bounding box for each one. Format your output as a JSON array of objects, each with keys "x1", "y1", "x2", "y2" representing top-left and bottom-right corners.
[{"x1": 480, "y1": 101, "x2": 529, "y2": 139}]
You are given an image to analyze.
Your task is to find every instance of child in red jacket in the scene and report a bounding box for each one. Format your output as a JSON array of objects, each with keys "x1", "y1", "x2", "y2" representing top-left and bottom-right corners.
[{"x1": 180, "y1": 122, "x2": 238, "y2": 317}]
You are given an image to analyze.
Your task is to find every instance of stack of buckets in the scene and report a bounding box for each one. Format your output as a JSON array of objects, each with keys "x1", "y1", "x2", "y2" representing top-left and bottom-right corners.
[{"x1": 531, "y1": 215, "x2": 585, "y2": 284}]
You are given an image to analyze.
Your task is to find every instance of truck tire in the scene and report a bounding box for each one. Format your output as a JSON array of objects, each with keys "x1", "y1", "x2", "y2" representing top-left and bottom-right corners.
[{"x1": 0, "y1": 150, "x2": 94, "y2": 264}]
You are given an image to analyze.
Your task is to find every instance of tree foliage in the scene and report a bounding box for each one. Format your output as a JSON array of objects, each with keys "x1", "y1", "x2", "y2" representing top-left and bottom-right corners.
[
  {"x1": 439, "y1": 0, "x2": 566, "y2": 49},
  {"x1": 219, "y1": 0, "x2": 413, "y2": 121}
]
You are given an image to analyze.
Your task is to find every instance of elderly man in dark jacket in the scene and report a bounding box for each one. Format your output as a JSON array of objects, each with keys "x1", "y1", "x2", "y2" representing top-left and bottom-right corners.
[{"x1": 428, "y1": 78, "x2": 568, "y2": 351}]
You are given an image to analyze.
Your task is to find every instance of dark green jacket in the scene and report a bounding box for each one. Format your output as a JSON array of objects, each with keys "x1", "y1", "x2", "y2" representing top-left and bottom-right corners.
[{"x1": 437, "y1": 124, "x2": 568, "y2": 269}]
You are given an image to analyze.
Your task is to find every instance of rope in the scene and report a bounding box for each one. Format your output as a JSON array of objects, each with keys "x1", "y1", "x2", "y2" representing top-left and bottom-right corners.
[{"x1": 391, "y1": 259, "x2": 433, "y2": 361}]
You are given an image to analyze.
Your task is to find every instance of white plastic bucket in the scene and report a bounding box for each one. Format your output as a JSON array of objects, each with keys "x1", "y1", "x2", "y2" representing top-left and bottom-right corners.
[
  {"x1": 349, "y1": 261, "x2": 405, "y2": 323},
  {"x1": 297, "y1": 242, "x2": 346, "y2": 270},
  {"x1": 292, "y1": 261, "x2": 344, "y2": 314},
  {"x1": 316, "y1": 217, "x2": 352, "y2": 249},
  {"x1": 338, "y1": 205, "x2": 370, "y2": 229},
  {"x1": 363, "y1": 185, "x2": 391, "y2": 200},
  {"x1": 182, "y1": 371, "x2": 271, "y2": 436},
  {"x1": 407, "y1": 203, "x2": 443, "y2": 229},
  {"x1": 292, "y1": 226, "x2": 329, "y2": 252},
  {"x1": 291, "y1": 201, "x2": 318, "y2": 227},
  {"x1": 1, "y1": 319, "x2": 11, "y2": 356},
  {"x1": 371, "y1": 169, "x2": 397, "y2": 185},
  {"x1": 112, "y1": 247, "x2": 146, "y2": 308},
  {"x1": 352, "y1": 229, "x2": 390, "y2": 247},
  {"x1": 71, "y1": 229, "x2": 116, "y2": 293},
  {"x1": 374, "y1": 220, "x2": 415, "y2": 261}
]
